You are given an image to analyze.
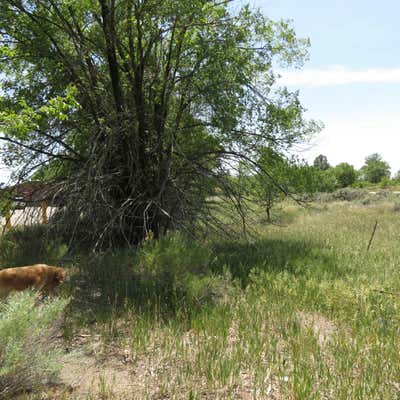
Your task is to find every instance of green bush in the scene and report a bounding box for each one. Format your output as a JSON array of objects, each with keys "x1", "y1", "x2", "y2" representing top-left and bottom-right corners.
[
  {"x1": 0, "y1": 225, "x2": 68, "y2": 267},
  {"x1": 378, "y1": 177, "x2": 395, "y2": 188},
  {"x1": 78, "y1": 233, "x2": 234, "y2": 315},
  {"x1": 352, "y1": 180, "x2": 368, "y2": 188},
  {"x1": 0, "y1": 291, "x2": 69, "y2": 398}
]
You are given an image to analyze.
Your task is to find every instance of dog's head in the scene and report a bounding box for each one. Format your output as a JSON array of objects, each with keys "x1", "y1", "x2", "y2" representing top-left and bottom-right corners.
[{"x1": 52, "y1": 267, "x2": 68, "y2": 285}]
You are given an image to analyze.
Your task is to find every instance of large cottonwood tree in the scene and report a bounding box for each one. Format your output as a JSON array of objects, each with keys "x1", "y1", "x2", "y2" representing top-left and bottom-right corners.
[{"x1": 0, "y1": 0, "x2": 319, "y2": 247}]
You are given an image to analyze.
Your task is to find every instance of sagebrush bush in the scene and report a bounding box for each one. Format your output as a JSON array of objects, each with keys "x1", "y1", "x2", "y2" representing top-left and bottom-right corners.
[
  {"x1": 315, "y1": 188, "x2": 396, "y2": 205},
  {"x1": 316, "y1": 188, "x2": 366, "y2": 202},
  {"x1": 0, "y1": 291, "x2": 69, "y2": 398},
  {"x1": 0, "y1": 225, "x2": 68, "y2": 268}
]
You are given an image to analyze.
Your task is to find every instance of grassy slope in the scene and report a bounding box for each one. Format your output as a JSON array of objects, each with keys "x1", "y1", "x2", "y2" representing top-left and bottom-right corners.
[{"x1": 19, "y1": 201, "x2": 400, "y2": 399}]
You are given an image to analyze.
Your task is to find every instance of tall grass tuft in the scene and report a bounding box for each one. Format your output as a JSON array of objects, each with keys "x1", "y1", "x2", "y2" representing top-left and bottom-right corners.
[{"x1": 0, "y1": 291, "x2": 69, "y2": 398}]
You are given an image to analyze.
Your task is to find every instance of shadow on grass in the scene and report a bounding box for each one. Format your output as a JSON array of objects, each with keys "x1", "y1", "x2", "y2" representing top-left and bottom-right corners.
[
  {"x1": 0, "y1": 226, "x2": 342, "y2": 337},
  {"x1": 65, "y1": 234, "x2": 226, "y2": 326},
  {"x1": 66, "y1": 234, "x2": 341, "y2": 329},
  {"x1": 210, "y1": 237, "x2": 341, "y2": 287}
]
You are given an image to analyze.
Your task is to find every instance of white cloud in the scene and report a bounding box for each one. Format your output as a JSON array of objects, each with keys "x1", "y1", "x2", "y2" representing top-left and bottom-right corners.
[{"x1": 278, "y1": 66, "x2": 400, "y2": 87}]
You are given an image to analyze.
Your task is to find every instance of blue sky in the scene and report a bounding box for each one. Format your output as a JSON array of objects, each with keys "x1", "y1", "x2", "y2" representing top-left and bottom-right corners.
[{"x1": 251, "y1": 0, "x2": 400, "y2": 174}]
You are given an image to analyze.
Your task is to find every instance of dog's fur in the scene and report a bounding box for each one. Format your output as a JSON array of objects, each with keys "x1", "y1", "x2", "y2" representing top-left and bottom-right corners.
[{"x1": 0, "y1": 264, "x2": 67, "y2": 297}]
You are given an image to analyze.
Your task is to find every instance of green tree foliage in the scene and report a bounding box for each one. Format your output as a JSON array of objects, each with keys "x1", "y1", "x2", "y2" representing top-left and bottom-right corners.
[
  {"x1": 294, "y1": 165, "x2": 333, "y2": 193},
  {"x1": 0, "y1": 0, "x2": 319, "y2": 246},
  {"x1": 334, "y1": 162, "x2": 357, "y2": 188},
  {"x1": 294, "y1": 165, "x2": 336, "y2": 193},
  {"x1": 254, "y1": 151, "x2": 322, "y2": 222},
  {"x1": 312, "y1": 167, "x2": 337, "y2": 192},
  {"x1": 254, "y1": 147, "x2": 288, "y2": 222},
  {"x1": 313, "y1": 154, "x2": 330, "y2": 170},
  {"x1": 360, "y1": 153, "x2": 391, "y2": 184}
]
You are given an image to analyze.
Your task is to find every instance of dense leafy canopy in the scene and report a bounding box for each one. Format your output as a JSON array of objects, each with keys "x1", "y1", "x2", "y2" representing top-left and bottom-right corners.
[
  {"x1": 334, "y1": 162, "x2": 357, "y2": 188},
  {"x1": 313, "y1": 154, "x2": 330, "y2": 171},
  {"x1": 0, "y1": 0, "x2": 319, "y2": 246},
  {"x1": 360, "y1": 153, "x2": 391, "y2": 184}
]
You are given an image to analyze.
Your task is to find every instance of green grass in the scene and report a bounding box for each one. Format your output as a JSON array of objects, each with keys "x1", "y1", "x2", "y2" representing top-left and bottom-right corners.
[{"x1": 5, "y1": 199, "x2": 400, "y2": 399}]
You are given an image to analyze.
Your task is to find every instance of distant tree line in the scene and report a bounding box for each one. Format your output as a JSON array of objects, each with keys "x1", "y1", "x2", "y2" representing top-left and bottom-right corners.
[
  {"x1": 312, "y1": 152, "x2": 395, "y2": 190},
  {"x1": 243, "y1": 150, "x2": 399, "y2": 222}
]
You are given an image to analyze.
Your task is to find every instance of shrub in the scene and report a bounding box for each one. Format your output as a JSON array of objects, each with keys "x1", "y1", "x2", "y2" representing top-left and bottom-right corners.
[
  {"x1": 352, "y1": 180, "x2": 368, "y2": 189},
  {"x1": 332, "y1": 188, "x2": 366, "y2": 201},
  {"x1": 78, "y1": 233, "x2": 234, "y2": 315},
  {"x1": 378, "y1": 177, "x2": 394, "y2": 188},
  {"x1": 316, "y1": 188, "x2": 365, "y2": 202},
  {"x1": 0, "y1": 291, "x2": 69, "y2": 398},
  {"x1": 0, "y1": 225, "x2": 68, "y2": 268}
]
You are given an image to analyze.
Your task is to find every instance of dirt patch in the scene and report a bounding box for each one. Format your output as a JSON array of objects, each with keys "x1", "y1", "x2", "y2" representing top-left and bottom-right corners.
[
  {"x1": 35, "y1": 332, "x2": 140, "y2": 400},
  {"x1": 297, "y1": 311, "x2": 338, "y2": 347},
  {"x1": 39, "y1": 324, "x2": 290, "y2": 399},
  {"x1": 59, "y1": 352, "x2": 136, "y2": 399}
]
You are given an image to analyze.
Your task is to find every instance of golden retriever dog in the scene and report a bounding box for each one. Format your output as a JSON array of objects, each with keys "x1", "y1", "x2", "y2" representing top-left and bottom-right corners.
[{"x1": 0, "y1": 264, "x2": 67, "y2": 297}]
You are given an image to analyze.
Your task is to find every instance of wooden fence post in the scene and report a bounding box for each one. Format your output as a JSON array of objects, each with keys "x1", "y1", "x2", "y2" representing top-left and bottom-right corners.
[
  {"x1": 5, "y1": 207, "x2": 11, "y2": 230},
  {"x1": 367, "y1": 220, "x2": 378, "y2": 251},
  {"x1": 41, "y1": 201, "x2": 47, "y2": 224}
]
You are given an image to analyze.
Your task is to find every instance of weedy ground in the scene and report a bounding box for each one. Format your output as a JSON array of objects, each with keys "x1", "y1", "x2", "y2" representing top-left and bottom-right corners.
[{"x1": 9, "y1": 199, "x2": 400, "y2": 399}]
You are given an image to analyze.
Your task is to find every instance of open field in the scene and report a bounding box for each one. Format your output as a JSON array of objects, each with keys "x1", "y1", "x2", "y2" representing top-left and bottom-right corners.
[
  {"x1": 5, "y1": 199, "x2": 400, "y2": 399},
  {"x1": 2, "y1": 1, "x2": 400, "y2": 399}
]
